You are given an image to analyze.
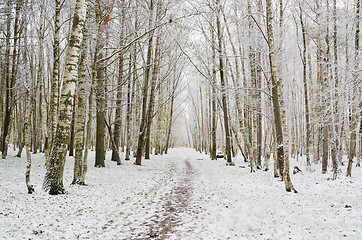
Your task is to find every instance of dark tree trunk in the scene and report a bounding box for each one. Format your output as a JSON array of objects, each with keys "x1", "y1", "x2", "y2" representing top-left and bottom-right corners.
[{"x1": 69, "y1": 94, "x2": 77, "y2": 156}]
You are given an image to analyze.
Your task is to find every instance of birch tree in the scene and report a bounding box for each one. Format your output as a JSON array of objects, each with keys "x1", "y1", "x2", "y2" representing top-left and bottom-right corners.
[
  {"x1": 145, "y1": 0, "x2": 163, "y2": 160},
  {"x1": 73, "y1": 10, "x2": 89, "y2": 185},
  {"x1": 347, "y1": 0, "x2": 360, "y2": 177},
  {"x1": 216, "y1": 0, "x2": 233, "y2": 165},
  {"x1": 266, "y1": 0, "x2": 296, "y2": 192},
  {"x1": 43, "y1": 0, "x2": 88, "y2": 195},
  {"x1": 135, "y1": 0, "x2": 155, "y2": 166},
  {"x1": 49, "y1": 0, "x2": 61, "y2": 158},
  {"x1": 111, "y1": 0, "x2": 126, "y2": 165},
  {"x1": 1, "y1": 0, "x2": 22, "y2": 159}
]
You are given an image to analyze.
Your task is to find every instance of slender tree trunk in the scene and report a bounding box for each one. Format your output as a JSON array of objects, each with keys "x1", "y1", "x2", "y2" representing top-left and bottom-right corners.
[
  {"x1": 22, "y1": 1, "x2": 33, "y2": 193},
  {"x1": 273, "y1": 129, "x2": 278, "y2": 177},
  {"x1": 49, "y1": 0, "x2": 61, "y2": 158},
  {"x1": 330, "y1": 0, "x2": 339, "y2": 179},
  {"x1": 0, "y1": 1, "x2": 11, "y2": 154},
  {"x1": 322, "y1": 0, "x2": 331, "y2": 175},
  {"x1": 43, "y1": 0, "x2": 88, "y2": 195},
  {"x1": 135, "y1": 0, "x2": 154, "y2": 165},
  {"x1": 266, "y1": 0, "x2": 296, "y2": 192},
  {"x1": 81, "y1": 57, "x2": 94, "y2": 185},
  {"x1": 246, "y1": 0, "x2": 256, "y2": 168},
  {"x1": 73, "y1": 11, "x2": 88, "y2": 185},
  {"x1": 29, "y1": 40, "x2": 37, "y2": 154},
  {"x1": 145, "y1": 1, "x2": 162, "y2": 160},
  {"x1": 16, "y1": 94, "x2": 25, "y2": 158},
  {"x1": 253, "y1": 0, "x2": 263, "y2": 168},
  {"x1": 347, "y1": 0, "x2": 360, "y2": 176},
  {"x1": 125, "y1": 47, "x2": 137, "y2": 160},
  {"x1": 25, "y1": 89, "x2": 34, "y2": 194},
  {"x1": 2, "y1": 0, "x2": 21, "y2": 159},
  {"x1": 32, "y1": 68, "x2": 38, "y2": 154},
  {"x1": 210, "y1": 20, "x2": 217, "y2": 160},
  {"x1": 300, "y1": 6, "x2": 311, "y2": 167},
  {"x1": 222, "y1": 10, "x2": 246, "y2": 163},
  {"x1": 256, "y1": 51, "x2": 262, "y2": 169},
  {"x1": 37, "y1": 10, "x2": 45, "y2": 154},
  {"x1": 165, "y1": 83, "x2": 175, "y2": 154},
  {"x1": 68, "y1": 94, "x2": 77, "y2": 156},
  {"x1": 111, "y1": 57, "x2": 123, "y2": 165},
  {"x1": 216, "y1": 0, "x2": 233, "y2": 165},
  {"x1": 95, "y1": 52, "x2": 106, "y2": 167},
  {"x1": 200, "y1": 88, "x2": 205, "y2": 153},
  {"x1": 154, "y1": 79, "x2": 163, "y2": 155},
  {"x1": 111, "y1": 0, "x2": 126, "y2": 164},
  {"x1": 94, "y1": 0, "x2": 115, "y2": 167},
  {"x1": 37, "y1": 7, "x2": 49, "y2": 159}
]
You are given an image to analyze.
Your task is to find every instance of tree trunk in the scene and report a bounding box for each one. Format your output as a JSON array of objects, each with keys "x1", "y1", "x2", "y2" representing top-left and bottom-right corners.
[
  {"x1": 111, "y1": 0, "x2": 126, "y2": 164},
  {"x1": 299, "y1": 6, "x2": 311, "y2": 167},
  {"x1": 256, "y1": 51, "x2": 262, "y2": 169},
  {"x1": 222, "y1": 10, "x2": 246, "y2": 163},
  {"x1": 22, "y1": 1, "x2": 33, "y2": 193},
  {"x1": 125, "y1": 47, "x2": 137, "y2": 160},
  {"x1": 81, "y1": 54, "x2": 94, "y2": 185},
  {"x1": 321, "y1": 0, "x2": 331, "y2": 175},
  {"x1": 2, "y1": 0, "x2": 21, "y2": 159},
  {"x1": 0, "y1": 0, "x2": 11, "y2": 155},
  {"x1": 154, "y1": 83, "x2": 162, "y2": 155},
  {"x1": 165, "y1": 82, "x2": 176, "y2": 154},
  {"x1": 95, "y1": 53, "x2": 106, "y2": 167},
  {"x1": 37, "y1": 11, "x2": 45, "y2": 154},
  {"x1": 216, "y1": 0, "x2": 233, "y2": 165},
  {"x1": 347, "y1": 0, "x2": 360, "y2": 176},
  {"x1": 266, "y1": 0, "x2": 296, "y2": 192},
  {"x1": 135, "y1": 0, "x2": 154, "y2": 165},
  {"x1": 37, "y1": 7, "x2": 49, "y2": 158},
  {"x1": 145, "y1": 1, "x2": 162, "y2": 160},
  {"x1": 246, "y1": 0, "x2": 256, "y2": 169},
  {"x1": 273, "y1": 130, "x2": 278, "y2": 178},
  {"x1": 68, "y1": 93, "x2": 77, "y2": 157},
  {"x1": 210, "y1": 19, "x2": 217, "y2": 160},
  {"x1": 49, "y1": 0, "x2": 61, "y2": 158},
  {"x1": 94, "y1": 0, "x2": 116, "y2": 167},
  {"x1": 73, "y1": 11, "x2": 88, "y2": 185},
  {"x1": 43, "y1": 0, "x2": 88, "y2": 195},
  {"x1": 25, "y1": 89, "x2": 34, "y2": 194},
  {"x1": 330, "y1": 0, "x2": 339, "y2": 179}
]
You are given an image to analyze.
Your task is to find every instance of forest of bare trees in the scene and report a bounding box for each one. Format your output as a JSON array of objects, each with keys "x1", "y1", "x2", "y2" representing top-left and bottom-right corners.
[
  {"x1": 184, "y1": 0, "x2": 361, "y2": 190},
  {"x1": 0, "y1": 0, "x2": 360, "y2": 195}
]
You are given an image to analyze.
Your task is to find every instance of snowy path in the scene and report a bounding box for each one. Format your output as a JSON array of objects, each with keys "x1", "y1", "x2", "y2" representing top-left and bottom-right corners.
[
  {"x1": 124, "y1": 159, "x2": 201, "y2": 239},
  {"x1": 105, "y1": 156, "x2": 203, "y2": 240},
  {"x1": 1, "y1": 147, "x2": 362, "y2": 239},
  {"x1": 142, "y1": 159, "x2": 200, "y2": 239}
]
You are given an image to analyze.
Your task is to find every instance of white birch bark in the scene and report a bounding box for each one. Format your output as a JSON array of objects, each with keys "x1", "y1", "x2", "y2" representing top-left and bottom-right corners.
[
  {"x1": 49, "y1": 0, "x2": 61, "y2": 159},
  {"x1": 43, "y1": 0, "x2": 88, "y2": 194},
  {"x1": 73, "y1": 11, "x2": 88, "y2": 185},
  {"x1": 25, "y1": 89, "x2": 34, "y2": 194},
  {"x1": 266, "y1": 0, "x2": 296, "y2": 192}
]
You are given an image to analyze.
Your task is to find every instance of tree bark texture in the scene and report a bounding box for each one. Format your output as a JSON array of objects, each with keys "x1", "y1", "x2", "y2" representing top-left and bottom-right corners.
[
  {"x1": 135, "y1": 0, "x2": 154, "y2": 165},
  {"x1": 1, "y1": 0, "x2": 21, "y2": 159},
  {"x1": 73, "y1": 11, "x2": 88, "y2": 185},
  {"x1": 43, "y1": 0, "x2": 88, "y2": 195},
  {"x1": 216, "y1": 0, "x2": 233, "y2": 165},
  {"x1": 266, "y1": 0, "x2": 295, "y2": 192}
]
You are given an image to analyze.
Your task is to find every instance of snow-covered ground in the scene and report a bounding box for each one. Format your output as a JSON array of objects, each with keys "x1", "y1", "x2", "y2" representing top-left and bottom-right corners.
[{"x1": 0, "y1": 147, "x2": 361, "y2": 239}]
